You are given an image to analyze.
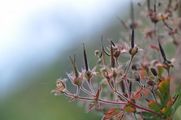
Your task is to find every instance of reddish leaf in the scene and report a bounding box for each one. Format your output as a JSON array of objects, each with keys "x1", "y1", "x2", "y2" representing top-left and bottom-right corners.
[
  {"x1": 95, "y1": 86, "x2": 102, "y2": 101},
  {"x1": 102, "y1": 108, "x2": 124, "y2": 120},
  {"x1": 124, "y1": 102, "x2": 136, "y2": 113},
  {"x1": 147, "y1": 100, "x2": 161, "y2": 112}
]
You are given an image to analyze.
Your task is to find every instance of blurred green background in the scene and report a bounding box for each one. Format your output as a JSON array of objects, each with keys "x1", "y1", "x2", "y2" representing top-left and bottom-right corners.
[
  {"x1": 0, "y1": 48, "x2": 100, "y2": 120},
  {"x1": 0, "y1": 29, "x2": 122, "y2": 120}
]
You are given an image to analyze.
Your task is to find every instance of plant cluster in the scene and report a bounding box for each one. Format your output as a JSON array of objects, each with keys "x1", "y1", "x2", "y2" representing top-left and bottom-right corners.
[{"x1": 52, "y1": 0, "x2": 181, "y2": 119}]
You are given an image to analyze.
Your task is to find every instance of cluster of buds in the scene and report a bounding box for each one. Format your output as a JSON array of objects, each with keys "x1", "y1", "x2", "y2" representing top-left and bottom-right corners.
[{"x1": 52, "y1": 0, "x2": 181, "y2": 119}]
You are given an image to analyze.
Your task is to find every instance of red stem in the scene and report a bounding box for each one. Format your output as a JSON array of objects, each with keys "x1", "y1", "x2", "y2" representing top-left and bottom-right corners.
[{"x1": 64, "y1": 92, "x2": 160, "y2": 116}]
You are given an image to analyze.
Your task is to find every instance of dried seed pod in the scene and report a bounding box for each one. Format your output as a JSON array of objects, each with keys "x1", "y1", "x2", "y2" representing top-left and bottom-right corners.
[
  {"x1": 120, "y1": 80, "x2": 125, "y2": 94},
  {"x1": 147, "y1": 80, "x2": 156, "y2": 86},
  {"x1": 132, "y1": 64, "x2": 140, "y2": 71},
  {"x1": 134, "y1": 72, "x2": 141, "y2": 82},
  {"x1": 129, "y1": 47, "x2": 138, "y2": 56},
  {"x1": 150, "y1": 67, "x2": 158, "y2": 76},
  {"x1": 128, "y1": 80, "x2": 132, "y2": 94},
  {"x1": 85, "y1": 71, "x2": 93, "y2": 82},
  {"x1": 67, "y1": 72, "x2": 83, "y2": 87}
]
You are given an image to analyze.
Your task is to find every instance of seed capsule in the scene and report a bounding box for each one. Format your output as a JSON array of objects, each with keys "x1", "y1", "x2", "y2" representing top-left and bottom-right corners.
[
  {"x1": 129, "y1": 47, "x2": 138, "y2": 56},
  {"x1": 147, "y1": 80, "x2": 156, "y2": 86},
  {"x1": 134, "y1": 72, "x2": 140, "y2": 82},
  {"x1": 150, "y1": 67, "x2": 158, "y2": 76}
]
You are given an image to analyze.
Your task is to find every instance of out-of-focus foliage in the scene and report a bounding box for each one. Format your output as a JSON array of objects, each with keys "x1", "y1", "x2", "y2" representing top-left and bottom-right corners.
[{"x1": 0, "y1": 54, "x2": 99, "y2": 120}]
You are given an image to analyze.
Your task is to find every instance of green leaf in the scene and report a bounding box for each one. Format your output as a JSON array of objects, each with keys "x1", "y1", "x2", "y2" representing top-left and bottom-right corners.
[
  {"x1": 158, "y1": 77, "x2": 170, "y2": 105},
  {"x1": 157, "y1": 65, "x2": 164, "y2": 77},
  {"x1": 148, "y1": 100, "x2": 161, "y2": 112},
  {"x1": 141, "y1": 112, "x2": 160, "y2": 120}
]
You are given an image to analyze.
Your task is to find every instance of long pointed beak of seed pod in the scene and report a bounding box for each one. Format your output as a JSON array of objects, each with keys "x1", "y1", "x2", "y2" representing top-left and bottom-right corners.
[
  {"x1": 158, "y1": 39, "x2": 167, "y2": 62},
  {"x1": 101, "y1": 35, "x2": 106, "y2": 65},
  {"x1": 131, "y1": 29, "x2": 135, "y2": 48},
  {"x1": 69, "y1": 55, "x2": 79, "y2": 78},
  {"x1": 110, "y1": 41, "x2": 115, "y2": 68},
  {"x1": 83, "y1": 43, "x2": 89, "y2": 71}
]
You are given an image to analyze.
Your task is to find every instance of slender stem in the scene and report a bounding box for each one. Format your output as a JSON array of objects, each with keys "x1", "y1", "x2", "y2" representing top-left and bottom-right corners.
[
  {"x1": 64, "y1": 92, "x2": 160, "y2": 116},
  {"x1": 64, "y1": 92, "x2": 126, "y2": 105},
  {"x1": 124, "y1": 56, "x2": 134, "y2": 76},
  {"x1": 129, "y1": 101, "x2": 160, "y2": 116},
  {"x1": 80, "y1": 86, "x2": 94, "y2": 96},
  {"x1": 107, "y1": 78, "x2": 128, "y2": 101},
  {"x1": 115, "y1": 90, "x2": 128, "y2": 101},
  {"x1": 76, "y1": 86, "x2": 80, "y2": 96},
  {"x1": 151, "y1": 89, "x2": 158, "y2": 103},
  {"x1": 85, "y1": 79, "x2": 95, "y2": 94}
]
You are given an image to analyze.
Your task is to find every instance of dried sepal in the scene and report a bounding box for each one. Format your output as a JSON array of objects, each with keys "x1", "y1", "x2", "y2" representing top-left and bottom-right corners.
[
  {"x1": 51, "y1": 79, "x2": 66, "y2": 95},
  {"x1": 84, "y1": 66, "x2": 97, "y2": 83},
  {"x1": 67, "y1": 72, "x2": 83, "y2": 87},
  {"x1": 85, "y1": 71, "x2": 93, "y2": 82}
]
